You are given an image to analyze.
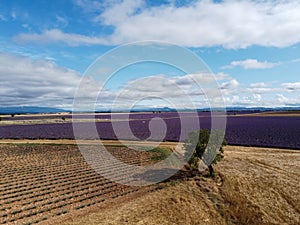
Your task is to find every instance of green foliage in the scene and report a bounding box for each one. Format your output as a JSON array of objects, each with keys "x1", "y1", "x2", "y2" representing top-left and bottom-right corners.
[
  {"x1": 184, "y1": 129, "x2": 226, "y2": 175},
  {"x1": 148, "y1": 147, "x2": 172, "y2": 161}
]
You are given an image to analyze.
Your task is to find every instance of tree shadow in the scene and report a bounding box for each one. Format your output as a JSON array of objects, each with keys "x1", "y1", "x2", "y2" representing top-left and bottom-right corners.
[{"x1": 131, "y1": 166, "x2": 205, "y2": 186}]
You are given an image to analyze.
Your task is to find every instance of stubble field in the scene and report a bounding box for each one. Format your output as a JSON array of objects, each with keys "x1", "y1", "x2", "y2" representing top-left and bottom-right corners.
[{"x1": 62, "y1": 146, "x2": 300, "y2": 225}]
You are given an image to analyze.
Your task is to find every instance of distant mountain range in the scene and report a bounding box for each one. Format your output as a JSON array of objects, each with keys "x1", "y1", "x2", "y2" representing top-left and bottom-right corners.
[
  {"x1": 131, "y1": 106, "x2": 300, "y2": 112},
  {"x1": 0, "y1": 106, "x2": 299, "y2": 114},
  {"x1": 0, "y1": 106, "x2": 70, "y2": 114},
  {"x1": 224, "y1": 106, "x2": 300, "y2": 112}
]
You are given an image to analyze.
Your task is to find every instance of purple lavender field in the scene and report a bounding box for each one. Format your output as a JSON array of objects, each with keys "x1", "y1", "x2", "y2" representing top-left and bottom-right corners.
[{"x1": 0, "y1": 112, "x2": 299, "y2": 149}]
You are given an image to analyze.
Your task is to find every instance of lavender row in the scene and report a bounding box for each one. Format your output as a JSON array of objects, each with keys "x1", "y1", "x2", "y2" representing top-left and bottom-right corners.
[{"x1": 0, "y1": 116, "x2": 299, "y2": 149}]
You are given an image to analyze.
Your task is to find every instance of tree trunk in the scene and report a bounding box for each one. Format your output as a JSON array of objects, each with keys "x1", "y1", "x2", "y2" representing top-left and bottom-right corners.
[{"x1": 208, "y1": 165, "x2": 214, "y2": 177}]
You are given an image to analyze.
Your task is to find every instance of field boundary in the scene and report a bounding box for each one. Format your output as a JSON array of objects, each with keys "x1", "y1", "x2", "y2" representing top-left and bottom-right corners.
[{"x1": 0, "y1": 139, "x2": 180, "y2": 148}]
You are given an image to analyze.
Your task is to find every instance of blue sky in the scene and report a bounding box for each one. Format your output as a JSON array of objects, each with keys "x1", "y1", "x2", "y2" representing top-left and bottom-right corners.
[{"x1": 0, "y1": 0, "x2": 300, "y2": 110}]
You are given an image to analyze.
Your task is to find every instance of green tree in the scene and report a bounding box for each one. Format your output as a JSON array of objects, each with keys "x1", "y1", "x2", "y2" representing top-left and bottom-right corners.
[{"x1": 184, "y1": 129, "x2": 226, "y2": 177}]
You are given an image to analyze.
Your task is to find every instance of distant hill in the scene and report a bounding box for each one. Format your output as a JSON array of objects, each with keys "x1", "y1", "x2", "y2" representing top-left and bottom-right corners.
[
  {"x1": 4, "y1": 106, "x2": 299, "y2": 114},
  {"x1": 224, "y1": 106, "x2": 300, "y2": 112},
  {"x1": 194, "y1": 106, "x2": 300, "y2": 112},
  {"x1": 130, "y1": 107, "x2": 176, "y2": 112},
  {"x1": 97, "y1": 106, "x2": 300, "y2": 113},
  {"x1": 0, "y1": 106, "x2": 70, "y2": 114}
]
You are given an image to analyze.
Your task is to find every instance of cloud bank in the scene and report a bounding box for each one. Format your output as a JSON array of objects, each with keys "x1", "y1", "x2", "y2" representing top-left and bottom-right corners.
[
  {"x1": 223, "y1": 59, "x2": 279, "y2": 70},
  {"x1": 0, "y1": 53, "x2": 82, "y2": 108},
  {"x1": 14, "y1": 0, "x2": 300, "y2": 48},
  {"x1": 1, "y1": 52, "x2": 299, "y2": 109}
]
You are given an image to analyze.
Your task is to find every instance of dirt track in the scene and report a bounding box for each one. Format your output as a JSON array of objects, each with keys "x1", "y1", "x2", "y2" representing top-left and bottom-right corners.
[
  {"x1": 0, "y1": 139, "x2": 180, "y2": 151},
  {"x1": 232, "y1": 111, "x2": 300, "y2": 117}
]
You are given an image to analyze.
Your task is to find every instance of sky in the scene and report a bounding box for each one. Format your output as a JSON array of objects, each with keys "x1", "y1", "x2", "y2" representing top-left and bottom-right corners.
[{"x1": 0, "y1": 0, "x2": 300, "y2": 110}]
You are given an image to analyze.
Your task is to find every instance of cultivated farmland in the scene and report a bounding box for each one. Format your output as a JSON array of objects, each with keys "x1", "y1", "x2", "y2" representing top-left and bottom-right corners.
[
  {"x1": 61, "y1": 145, "x2": 300, "y2": 225},
  {"x1": 0, "y1": 112, "x2": 299, "y2": 149},
  {"x1": 0, "y1": 144, "x2": 170, "y2": 225},
  {"x1": 0, "y1": 112, "x2": 299, "y2": 224}
]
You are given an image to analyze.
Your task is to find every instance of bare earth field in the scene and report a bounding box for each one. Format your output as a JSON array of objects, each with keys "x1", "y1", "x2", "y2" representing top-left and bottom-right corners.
[
  {"x1": 62, "y1": 145, "x2": 300, "y2": 225},
  {"x1": 0, "y1": 144, "x2": 299, "y2": 225},
  {"x1": 0, "y1": 143, "x2": 171, "y2": 225}
]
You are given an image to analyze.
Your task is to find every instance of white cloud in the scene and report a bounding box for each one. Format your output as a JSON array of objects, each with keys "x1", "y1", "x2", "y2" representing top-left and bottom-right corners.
[
  {"x1": 220, "y1": 79, "x2": 240, "y2": 90},
  {"x1": 224, "y1": 59, "x2": 279, "y2": 70},
  {"x1": 224, "y1": 94, "x2": 285, "y2": 107},
  {"x1": 96, "y1": 72, "x2": 231, "y2": 109},
  {"x1": 1, "y1": 51, "x2": 298, "y2": 109},
  {"x1": 282, "y1": 82, "x2": 300, "y2": 90},
  {"x1": 0, "y1": 52, "x2": 103, "y2": 108},
  {"x1": 98, "y1": 0, "x2": 300, "y2": 48},
  {"x1": 248, "y1": 87, "x2": 274, "y2": 94},
  {"x1": 247, "y1": 82, "x2": 275, "y2": 94},
  {"x1": 109, "y1": 73, "x2": 295, "y2": 108},
  {"x1": 250, "y1": 82, "x2": 268, "y2": 88},
  {"x1": 172, "y1": 73, "x2": 219, "y2": 86},
  {"x1": 94, "y1": 0, "x2": 144, "y2": 25},
  {"x1": 116, "y1": 73, "x2": 215, "y2": 98},
  {"x1": 0, "y1": 54, "x2": 225, "y2": 109},
  {"x1": 224, "y1": 95, "x2": 256, "y2": 106},
  {"x1": 0, "y1": 51, "x2": 227, "y2": 109},
  {"x1": 13, "y1": 29, "x2": 110, "y2": 46},
  {"x1": 14, "y1": 0, "x2": 300, "y2": 48},
  {"x1": 253, "y1": 94, "x2": 262, "y2": 102},
  {"x1": 277, "y1": 94, "x2": 300, "y2": 106}
]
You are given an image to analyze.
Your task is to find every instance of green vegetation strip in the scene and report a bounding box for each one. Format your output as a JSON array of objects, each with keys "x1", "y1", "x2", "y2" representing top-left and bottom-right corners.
[{"x1": 140, "y1": 147, "x2": 172, "y2": 161}]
